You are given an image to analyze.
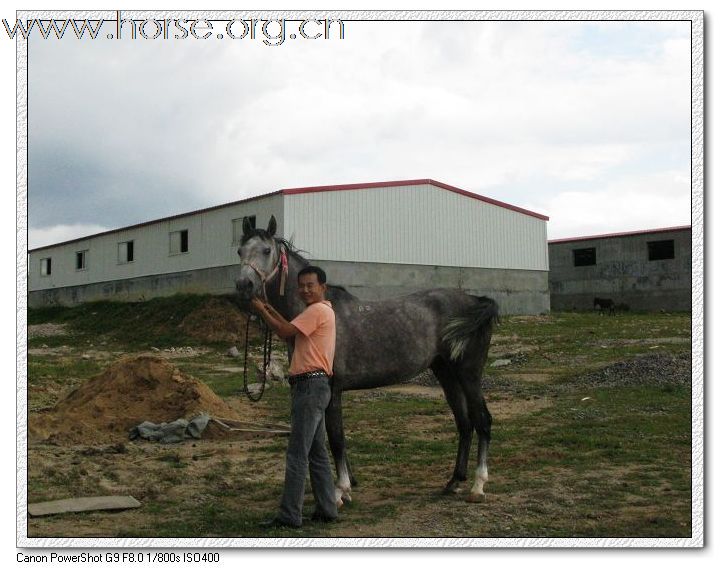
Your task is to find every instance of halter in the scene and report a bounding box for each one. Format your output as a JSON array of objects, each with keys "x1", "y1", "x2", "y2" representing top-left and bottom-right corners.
[
  {"x1": 240, "y1": 241, "x2": 289, "y2": 301},
  {"x1": 239, "y1": 239, "x2": 288, "y2": 403}
]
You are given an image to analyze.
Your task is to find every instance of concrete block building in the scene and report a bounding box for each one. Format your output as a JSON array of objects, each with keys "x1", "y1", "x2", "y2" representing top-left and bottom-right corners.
[
  {"x1": 29, "y1": 179, "x2": 551, "y2": 314},
  {"x1": 548, "y1": 226, "x2": 691, "y2": 312}
]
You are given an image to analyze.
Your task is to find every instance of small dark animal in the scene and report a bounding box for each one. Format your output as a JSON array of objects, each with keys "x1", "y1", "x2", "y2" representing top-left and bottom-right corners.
[
  {"x1": 616, "y1": 302, "x2": 630, "y2": 312},
  {"x1": 593, "y1": 297, "x2": 615, "y2": 315}
]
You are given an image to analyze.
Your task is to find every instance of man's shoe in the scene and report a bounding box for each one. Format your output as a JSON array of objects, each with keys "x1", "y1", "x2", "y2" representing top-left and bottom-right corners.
[
  {"x1": 259, "y1": 517, "x2": 301, "y2": 529},
  {"x1": 310, "y1": 512, "x2": 339, "y2": 524}
]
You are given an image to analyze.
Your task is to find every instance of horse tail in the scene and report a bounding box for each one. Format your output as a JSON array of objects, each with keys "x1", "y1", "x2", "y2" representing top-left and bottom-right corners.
[{"x1": 441, "y1": 296, "x2": 500, "y2": 362}]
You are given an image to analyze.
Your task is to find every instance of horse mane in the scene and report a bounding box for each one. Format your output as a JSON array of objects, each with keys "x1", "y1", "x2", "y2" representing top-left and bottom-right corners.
[
  {"x1": 277, "y1": 235, "x2": 358, "y2": 302},
  {"x1": 326, "y1": 284, "x2": 358, "y2": 303},
  {"x1": 240, "y1": 230, "x2": 310, "y2": 266},
  {"x1": 275, "y1": 237, "x2": 311, "y2": 267}
]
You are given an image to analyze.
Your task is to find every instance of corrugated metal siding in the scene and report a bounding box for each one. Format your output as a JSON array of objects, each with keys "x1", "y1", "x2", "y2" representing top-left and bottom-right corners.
[
  {"x1": 29, "y1": 194, "x2": 284, "y2": 291},
  {"x1": 284, "y1": 183, "x2": 548, "y2": 270}
]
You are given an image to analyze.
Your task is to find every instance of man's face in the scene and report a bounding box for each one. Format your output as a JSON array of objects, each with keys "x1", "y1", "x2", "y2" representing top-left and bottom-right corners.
[{"x1": 297, "y1": 273, "x2": 326, "y2": 305}]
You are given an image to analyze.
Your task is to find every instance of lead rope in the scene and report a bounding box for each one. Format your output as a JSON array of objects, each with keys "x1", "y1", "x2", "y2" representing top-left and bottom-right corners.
[
  {"x1": 242, "y1": 314, "x2": 273, "y2": 402},
  {"x1": 239, "y1": 243, "x2": 288, "y2": 402}
]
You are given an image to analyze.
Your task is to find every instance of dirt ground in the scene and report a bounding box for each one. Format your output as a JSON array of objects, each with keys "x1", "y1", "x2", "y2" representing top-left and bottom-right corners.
[
  {"x1": 26, "y1": 381, "x2": 550, "y2": 538},
  {"x1": 24, "y1": 310, "x2": 693, "y2": 539}
]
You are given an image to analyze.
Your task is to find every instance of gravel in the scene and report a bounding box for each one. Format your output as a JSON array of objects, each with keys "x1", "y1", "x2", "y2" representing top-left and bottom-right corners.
[
  {"x1": 406, "y1": 352, "x2": 692, "y2": 391},
  {"x1": 573, "y1": 352, "x2": 691, "y2": 388},
  {"x1": 28, "y1": 323, "x2": 69, "y2": 339}
]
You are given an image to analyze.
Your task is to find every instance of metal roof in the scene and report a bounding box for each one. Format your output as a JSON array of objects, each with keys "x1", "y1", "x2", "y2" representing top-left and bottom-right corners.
[
  {"x1": 279, "y1": 179, "x2": 550, "y2": 221},
  {"x1": 548, "y1": 225, "x2": 691, "y2": 245},
  {"x1": 29, "y1": 179, "x2": 549, "y2": 252}
]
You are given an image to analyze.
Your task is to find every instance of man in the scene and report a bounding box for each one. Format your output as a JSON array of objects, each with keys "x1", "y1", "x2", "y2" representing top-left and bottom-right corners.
[{"x1": 251, "y1": 265, "x2": 339, "y2": 528}]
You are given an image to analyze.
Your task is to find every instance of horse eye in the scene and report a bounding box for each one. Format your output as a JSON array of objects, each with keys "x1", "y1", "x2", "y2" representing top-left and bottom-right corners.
[
  {"x1": 237, "y1": 248, "x2": 242, "y2": 257},
  {"x1": 263, "y1": 247, "x2": 271, "y2": 255}
]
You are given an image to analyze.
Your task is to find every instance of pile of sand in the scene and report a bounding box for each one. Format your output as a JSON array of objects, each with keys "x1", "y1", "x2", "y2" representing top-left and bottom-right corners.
[
  {"x1": 178, "y1": 297, "x2": 249, "y2": 343},
  {"x1": 29, "y1": 356, "x2": 242, "y2": 445}
]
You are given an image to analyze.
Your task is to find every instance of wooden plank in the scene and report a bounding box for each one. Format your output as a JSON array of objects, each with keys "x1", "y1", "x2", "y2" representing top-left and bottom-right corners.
[
  {"x1": 228, "y1": 428, "x2": 290, "y2": 435},
  {"x1": 212, "y1": 417, "x2": 290, "y2": 432},
  {"x1": 28, "y1": 496, "x2": 141, "y2": 517}
]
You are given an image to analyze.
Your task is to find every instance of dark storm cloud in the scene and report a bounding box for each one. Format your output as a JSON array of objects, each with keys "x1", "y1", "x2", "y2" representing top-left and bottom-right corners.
[{"x1": 29, "y1": 139, "x2": 206, "y2": 230}]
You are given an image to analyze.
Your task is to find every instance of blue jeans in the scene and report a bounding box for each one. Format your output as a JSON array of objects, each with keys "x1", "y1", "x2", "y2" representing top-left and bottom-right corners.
[{"x1": 277, "y1": 376, "x2": 338, "y2": 526}]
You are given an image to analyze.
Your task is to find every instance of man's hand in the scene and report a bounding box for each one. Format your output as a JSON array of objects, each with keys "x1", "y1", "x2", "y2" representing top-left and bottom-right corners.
[
  {"x1": 249, "y1": 297, "x2": 298, "y2": 340},
  {"x1": 250, "y1": 297, "x2": 266, "y2": 313}
]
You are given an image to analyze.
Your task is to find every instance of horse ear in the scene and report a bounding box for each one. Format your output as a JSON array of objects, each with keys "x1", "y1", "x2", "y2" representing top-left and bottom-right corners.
[
  {"x1": 267, "y1": 215, "x2": 277, "y2": 237},
  {"x1": 242, "y1": 216, "x2": 254, "y2": 236}
]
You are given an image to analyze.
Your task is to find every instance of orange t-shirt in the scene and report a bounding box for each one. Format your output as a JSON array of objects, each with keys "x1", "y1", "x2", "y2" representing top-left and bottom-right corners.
[{"x1": 289, "y1": 300, "x2": 336, "y2": 376}]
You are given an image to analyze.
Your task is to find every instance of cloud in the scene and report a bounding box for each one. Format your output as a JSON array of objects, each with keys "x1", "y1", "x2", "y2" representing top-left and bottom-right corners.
[
  {"x1": 27, "y1": 19, "x2": 691, "y2": 245},
  {"x1": 29, "y1": 223, "x2": 111, "y2": 250},
  {"x1": 528, "y1": 170, "x2": 691, "y2": 239}
]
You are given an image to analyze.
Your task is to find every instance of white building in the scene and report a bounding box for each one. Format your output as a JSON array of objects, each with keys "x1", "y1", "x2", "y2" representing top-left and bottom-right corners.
[{"x1": 29, "y1": 179, "x2": 550, "y2": 314}]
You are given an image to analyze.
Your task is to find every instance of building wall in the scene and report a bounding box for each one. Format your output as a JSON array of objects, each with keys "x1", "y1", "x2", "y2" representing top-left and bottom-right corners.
[
  {"x1": 284, "y1": 183, "x2": 549, "y2": 270},
  {"x1": 315, "y1": 260, "x2": 549, "y2": 315},
  {"x1": 29, "y1": 259, "x2": 549, "y2": 315},
  {"x1": 28, "y1": 183, "x2": 550, "y2": 314},
  {"x1": 548, "y1": 228, "x2": 691, "y2": 311},
  {"x1": 28, "y1": 265, "x2": 240, "y2": 307},
  {"x1": 28, "y1": 194, "x2": 284, "y2": 292}
]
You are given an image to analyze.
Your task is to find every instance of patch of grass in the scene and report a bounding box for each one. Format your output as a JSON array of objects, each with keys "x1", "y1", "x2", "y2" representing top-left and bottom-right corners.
[
  {"x1": 28, "y1": 357, "x2": 104, "y2": 382},
  {"x1": 493, "y1": 311, "x2": 691, "y2": 380},
  {"x1": 188, "y1": 370, "x2": 252, "y2": 399},
  {"x1": 157, "y1": 452, "x2": 186, "y2": 468},
  {"x1": 27, "y1": 335, "x2": 78, "y2": 348},
  {"x1": 27, "y1": 357, "x2": 106, "y2": 409},
  {"x1": 28, "y1": 294, "x2": 233, "y2": 348}
]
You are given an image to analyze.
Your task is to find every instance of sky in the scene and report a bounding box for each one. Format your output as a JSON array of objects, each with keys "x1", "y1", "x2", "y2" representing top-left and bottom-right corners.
[{"x1": 27, "y1": 17, "x2": 692, "y2": 249}]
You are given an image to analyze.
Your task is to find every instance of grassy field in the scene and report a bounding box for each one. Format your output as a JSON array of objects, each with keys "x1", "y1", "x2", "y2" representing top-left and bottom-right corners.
[{"x1": 24, "y1": 296, "x2": 694, "y2": 540}]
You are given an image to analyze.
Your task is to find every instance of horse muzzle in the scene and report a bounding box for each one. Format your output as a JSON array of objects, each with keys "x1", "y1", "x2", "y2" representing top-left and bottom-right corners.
[{"x1": 235, "y1": 276, "x2": 260, "y2": 300}]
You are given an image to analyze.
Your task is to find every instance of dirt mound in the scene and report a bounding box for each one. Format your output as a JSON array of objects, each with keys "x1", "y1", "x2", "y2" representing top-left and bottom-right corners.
[
  {"x1": 29, "y1": 355, "x2": 242, "y2": 445},
  {"x1": 178, "y1": 297, "x2": 249, "y2": 343},
  {"x1": 575, "y1": 352, "x2": 691, "y2": 388}
]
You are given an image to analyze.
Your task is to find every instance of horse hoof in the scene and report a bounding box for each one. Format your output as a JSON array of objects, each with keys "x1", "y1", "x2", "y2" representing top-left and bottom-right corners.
[
  {"x1": 442, "y1": 482, "x2": 462, "y2": 495},
  {"x1": 466, "y1": 493, "x2": 486, "y2": 503},
  {"x1": 336, "y1": 487, "x2": 352, "y2": 507}
]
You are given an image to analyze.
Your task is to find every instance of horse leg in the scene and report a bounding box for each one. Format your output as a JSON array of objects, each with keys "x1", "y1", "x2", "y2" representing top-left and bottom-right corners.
[
  {"x1": 456, "y1": 368, "x2": 492, "y2": 502},
  {"x1": 431, "y1": 359, "x2": 473, "y2": 495},
  {"x1": 325, "y1": 385, "x2": 353, "y2": 506}
]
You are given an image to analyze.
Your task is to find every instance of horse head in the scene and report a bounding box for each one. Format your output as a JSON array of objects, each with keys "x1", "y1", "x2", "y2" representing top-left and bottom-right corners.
[{"x1": 235, "y1": 215, "x2": 282, "y2": 300}]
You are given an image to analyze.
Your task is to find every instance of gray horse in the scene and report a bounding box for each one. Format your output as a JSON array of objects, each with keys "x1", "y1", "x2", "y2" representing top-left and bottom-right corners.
[{"x1": 235, "y1": 216, "x2": 499, "y2": 503}]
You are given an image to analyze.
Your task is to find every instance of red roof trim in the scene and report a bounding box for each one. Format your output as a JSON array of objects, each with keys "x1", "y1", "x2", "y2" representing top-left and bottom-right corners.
[
  {"x1": 548, "y1": 225, "x2": 691, "y2": 244},
  {"x1": 28, "y1": 190, "x2": 284, "y2": 253},
  {"x1": 280, "y1": 179, "x2": 550, "y2": 221},
  {"x1": 29, "y1": 179, "x2": 549, "y2": 253}
]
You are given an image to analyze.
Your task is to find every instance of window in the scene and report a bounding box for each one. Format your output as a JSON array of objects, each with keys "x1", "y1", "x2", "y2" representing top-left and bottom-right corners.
[
  {"x1": 573, "y1": 247, "x2": 596, "y2": 267},
  {"x1": 232, "y1": 215, "x2": 256, "y2": 244},
  {"x1": 40, "y1": 257, "x2": 51, "y2": 276},
  {"x1": 76, "y1": 250, "x2": 88, "y2": 270},
  {"x1": 170, "y1": 229, "x2": 189, "y2": 255},
  {"x1": 118, "y1": 240, "x2": 134, "y2": 263},
  {"x1": 648, "y1": 239, "x2": 675, "y2": 261}
]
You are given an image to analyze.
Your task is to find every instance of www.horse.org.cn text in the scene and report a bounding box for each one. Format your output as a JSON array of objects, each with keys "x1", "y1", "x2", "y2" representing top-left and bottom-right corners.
[{"x1": 2, "y1": 12, "x2": 346, "y2": 46}]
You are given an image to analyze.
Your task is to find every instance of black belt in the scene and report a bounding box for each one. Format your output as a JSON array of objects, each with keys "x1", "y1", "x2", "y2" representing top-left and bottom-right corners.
[{"x1": 288, "y1": 370, "x2": 329, "y2": 385}]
